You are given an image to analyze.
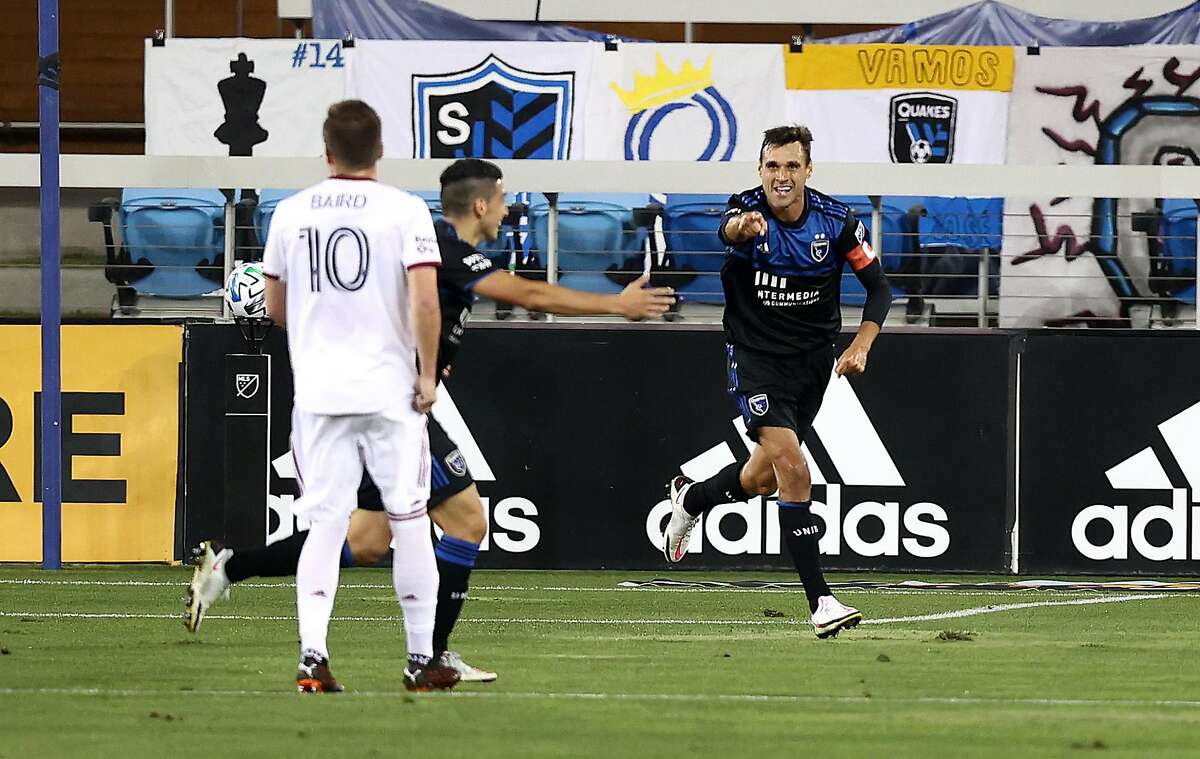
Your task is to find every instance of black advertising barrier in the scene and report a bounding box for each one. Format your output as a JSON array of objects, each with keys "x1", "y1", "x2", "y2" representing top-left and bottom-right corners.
[
  {"x1": 1019, "y1": 332, "x2": 1200, "y2": 574},
  {"x1": 184, "y1": 323, "x2": 1013, "y2": 571}
]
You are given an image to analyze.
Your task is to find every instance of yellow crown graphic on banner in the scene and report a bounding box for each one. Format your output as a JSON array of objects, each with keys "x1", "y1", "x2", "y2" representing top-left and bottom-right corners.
[{"x1": 610, "y1": 54, "x2": 715, "y2": 114}]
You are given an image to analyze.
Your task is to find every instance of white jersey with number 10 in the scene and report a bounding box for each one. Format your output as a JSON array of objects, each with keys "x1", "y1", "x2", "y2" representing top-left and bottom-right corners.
[{"x1": 262, "y1": 177, "x2": 441, "y2": 417}]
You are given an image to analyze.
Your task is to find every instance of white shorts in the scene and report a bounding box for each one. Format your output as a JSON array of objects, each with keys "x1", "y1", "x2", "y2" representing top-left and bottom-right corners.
[{"x1": 290, "y1": 408, "x2": 430, "y2": 523}]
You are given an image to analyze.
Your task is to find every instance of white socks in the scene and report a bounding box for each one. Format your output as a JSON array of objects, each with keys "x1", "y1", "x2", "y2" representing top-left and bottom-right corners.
[
  {"x1": 389, "y1": 512, "x2": 439, "y2": 662},
  {"x1": 295, "y1": 516, "x2": 350, "y2": 660}
]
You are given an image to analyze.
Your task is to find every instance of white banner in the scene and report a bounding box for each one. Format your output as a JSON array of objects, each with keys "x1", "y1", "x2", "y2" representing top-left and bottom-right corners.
[
  {"x1": 584, "y1": 44, "x2": 786, "y2": 161},
  {"x1": 347, "y1": 40, "x2": 596, "y2": 160},
  {"x1": 1000, "y1": 46, "x2": 1200, "y2": 327},
  {"x1": 145, "y1": 38, "x2": 349, "y2": 157},
  {"x1": 784, "y1": 45, "x2": 1014, "y2": 165}
]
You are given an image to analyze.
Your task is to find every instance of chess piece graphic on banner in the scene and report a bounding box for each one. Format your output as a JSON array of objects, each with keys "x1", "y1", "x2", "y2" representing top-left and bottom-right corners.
[{"x1": 215, "y1": 53, "x2": 269, "y2": 156}]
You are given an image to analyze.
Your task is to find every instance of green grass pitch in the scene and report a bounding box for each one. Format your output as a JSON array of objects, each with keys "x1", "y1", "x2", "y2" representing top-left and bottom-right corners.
[{"x1": 1, "y1": 566, "x2": 1199, "y2": 758}]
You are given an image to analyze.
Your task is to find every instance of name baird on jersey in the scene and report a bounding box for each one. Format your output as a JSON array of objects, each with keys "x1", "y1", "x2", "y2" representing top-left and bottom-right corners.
[
  {"x1": 647, "y1": 484, "x2": 950, "y2": 558},
  {"x1": 310, "y1": 193, "x2": 369, "y2": 210}
]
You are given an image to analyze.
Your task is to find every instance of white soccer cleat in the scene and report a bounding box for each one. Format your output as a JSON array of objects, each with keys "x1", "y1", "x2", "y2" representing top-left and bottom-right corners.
[
  {"x1": 662, "y1": 475, "x2": 700, "y2": 563},
  {"x1": 811, "y1": 595, "x2": 862, "y2": 639},
  {"x1": 436, "y1": 651, "x2": 498, "y2": 683},
  {"x1": 184, "y1": 541, "x2": 232, "y2": 634}
]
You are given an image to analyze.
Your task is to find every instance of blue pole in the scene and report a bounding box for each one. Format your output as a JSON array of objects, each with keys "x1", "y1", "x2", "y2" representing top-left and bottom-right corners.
[{"x1": 38, "y1": 0, "x2": 62, "y2": 570}]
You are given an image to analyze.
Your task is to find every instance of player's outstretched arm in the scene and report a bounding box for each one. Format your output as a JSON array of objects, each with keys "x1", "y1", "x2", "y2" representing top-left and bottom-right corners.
[
  {"x1": 407, "y1": 265, "x2": 441, "y2": 412},
  {"x1": 471, "y1": 270, "x2": 675, "y2": 321}
]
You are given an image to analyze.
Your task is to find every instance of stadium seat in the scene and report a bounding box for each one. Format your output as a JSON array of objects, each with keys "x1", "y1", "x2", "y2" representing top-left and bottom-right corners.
[
  {"x1": 252, "y1": 188, "x2": 299, "y2": 253},
  {"x1": 528, "y1": 193, "x2": 651, "y2": 293},
  {"x1": 1156, "y1": 199, "x2": 1197, "y2": 305},
  {"x1": 839, "y1": 196, "x2": 918, "y2": 307},
  {"x1": 908, "y1": 196, "x2": 1003, "y2": 299},
  {"x1": 662, "y1": 194, "x2": 728, "y2": 304},
  {"x1": 89, "y1": 188, "x2": 228, "y2": 312}
]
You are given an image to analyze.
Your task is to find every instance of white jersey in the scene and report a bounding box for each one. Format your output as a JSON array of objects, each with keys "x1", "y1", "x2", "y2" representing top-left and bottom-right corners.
[{"x1": 262, "y1": 176, "x2": 440, "y2": 416}]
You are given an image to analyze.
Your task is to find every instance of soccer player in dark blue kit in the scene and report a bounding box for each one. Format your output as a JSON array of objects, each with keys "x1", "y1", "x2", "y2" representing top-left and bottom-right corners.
[
  {"x1": 186, "y1": 159, "x2": 675, "y2": 682},
  {"x1": 662, "y1": 125, "x2": 892, "y2": 638}
]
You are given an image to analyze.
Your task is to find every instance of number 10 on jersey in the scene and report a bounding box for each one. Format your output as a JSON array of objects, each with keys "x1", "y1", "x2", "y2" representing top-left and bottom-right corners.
[{"x1": 302, "y1": 226, "x2": 371, "y2": 293}]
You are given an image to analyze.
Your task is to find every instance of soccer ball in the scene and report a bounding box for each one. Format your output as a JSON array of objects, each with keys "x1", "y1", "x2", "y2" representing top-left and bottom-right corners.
[
  {"x1": 224, "y1": 261, "x2": 267, "y2": 319},
  {"x1": 909, "y1": 139, "x2": 934, "y2": 164}
]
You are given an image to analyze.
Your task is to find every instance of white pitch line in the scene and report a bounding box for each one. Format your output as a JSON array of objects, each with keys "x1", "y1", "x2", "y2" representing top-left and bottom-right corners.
[
  {"x1": 862, "y1": 593, "x2": 1169, "y2": 624},
  {"x1": 0, "y1": 607, "x2": 787, "y2": 624},
  {"x1": 0, "y1": 594, "x2": 1170, "y2": 626},
  {"x1": 1, "y1": 686, "x2": 1199, "y2": 710},
  {"x1": 0, "y1": 578, "x2": 1166, "y2": 598}
]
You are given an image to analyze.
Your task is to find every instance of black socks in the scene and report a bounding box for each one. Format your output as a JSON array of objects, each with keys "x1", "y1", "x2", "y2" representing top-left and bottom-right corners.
[
  {"x1": 777, "y1": 500, "x2": 831, "y2": 612},
  {"x1": 682, "y1": 461, "x2": 749, "y2": 517}
]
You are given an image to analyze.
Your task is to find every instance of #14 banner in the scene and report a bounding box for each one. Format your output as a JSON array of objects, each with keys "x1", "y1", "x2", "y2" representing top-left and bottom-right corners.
[
  {"x1": 347, "y1": 40, "x2": 596, "y2": 160},
  {"x1": 584, "y1": 44, "x2": 787, "y2": 161},
  {"x1": 784, "y1": 45, "x2": 1013, "y2": 165},
  {"x1": 1000, "y1": 46, "x2": 1200, "y2": 327},
  {"x1": 145, "y1": 38, "x2": 349, "y2": 157}
]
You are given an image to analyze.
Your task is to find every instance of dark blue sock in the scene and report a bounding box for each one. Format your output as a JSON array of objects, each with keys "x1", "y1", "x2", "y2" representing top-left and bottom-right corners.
[
  {"x1": 340, "y1": 539, "x2": 355, "y2": 569},
  {"x1": 433, "y1": 536, "x2": 479, "y2": 655}
]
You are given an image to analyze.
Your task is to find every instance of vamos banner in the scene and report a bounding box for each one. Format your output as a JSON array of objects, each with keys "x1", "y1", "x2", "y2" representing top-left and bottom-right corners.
[
  {"x1": 1019, "y1": 333, "x2": 1200, "y2": 574},
  {"x1": 184, "y1": 325, "x2": 1011, "y2": 571},
  {"x1": 783, "y1": 45, "x2": 1013, "y2": 165}
]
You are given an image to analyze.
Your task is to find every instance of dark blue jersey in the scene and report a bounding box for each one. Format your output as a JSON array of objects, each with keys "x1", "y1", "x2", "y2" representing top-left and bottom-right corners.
[
  {"x1": 434, "y1": 219, "x2": 496, "y2": 375},
  {"x1": 719, "y1": 186, "x2": 879, "y2": 355}
]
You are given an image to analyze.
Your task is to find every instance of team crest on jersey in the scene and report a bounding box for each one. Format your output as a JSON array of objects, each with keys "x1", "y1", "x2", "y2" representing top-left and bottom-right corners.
[
  {"x1": 810, "y1": 237, "x2": 830, "y2": 262},
  {"x1": 412, "y1": 55, "x2": 574, "y2": 159},
  {"x1": 444, "y1": 449, "x2": 468, "y2": 478},
  {"x1": 889, "y1": 92, "x2": 957, "y2": 164},
  {"x1": 749, "y1": 393, "x2": 770, "y2": 416}
]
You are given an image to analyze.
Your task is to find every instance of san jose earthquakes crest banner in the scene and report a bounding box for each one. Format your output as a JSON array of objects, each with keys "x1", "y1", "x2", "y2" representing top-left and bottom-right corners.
[
  {"x1": 784, "y1": 45, "x2": 1013, "y2": 165},
  {"x1": 348, "y1": 40, "x2": 595, "y2": 159},
  {"x1": 584, "y1": 44, "x2": 786, "y2": 161},
  {"x1": 999, "y1": 46, "x2": 1200, "y2": 328},
  {"x1": 145, "y1": 38, "x2": 349, "y2": 156}
]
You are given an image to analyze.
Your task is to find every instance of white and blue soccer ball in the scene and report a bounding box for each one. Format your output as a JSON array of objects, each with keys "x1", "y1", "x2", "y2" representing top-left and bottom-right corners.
[{"x1": 224, "y1": 261, "x2": 267, "y2": 319}]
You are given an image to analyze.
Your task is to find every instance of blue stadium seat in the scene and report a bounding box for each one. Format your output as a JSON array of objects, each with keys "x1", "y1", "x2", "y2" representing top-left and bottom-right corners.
[
  {"x1": 528, "y1": 193, "x2": 650, "y2": 293},
  {"x1": 253, "y1": 189, "x2": 299, "y2": 251},
  {"x1": 906, "y1": 195, "x2": 1003, "y2": 299},
  {"x1": 663, "y1": 194, "x2": 727, "y2": 304},
  {"x1": 1160, "y1": 199, "x2": 1197, "y2": 305},
  {"x1": 116, "y1": 188, "x2": 227, "y2": 297},
  {"x1": 838, "y1": 196, "x2": 917, "y2": 306}
]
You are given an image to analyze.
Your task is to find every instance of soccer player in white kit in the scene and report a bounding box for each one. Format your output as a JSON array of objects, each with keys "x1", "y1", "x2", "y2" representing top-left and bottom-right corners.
[{"x1": 262, "y1": 100, "x2": 458, "y2": 693}]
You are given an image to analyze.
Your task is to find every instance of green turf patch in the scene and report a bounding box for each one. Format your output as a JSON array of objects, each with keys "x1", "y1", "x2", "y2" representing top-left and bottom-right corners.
[{"x1": 1, "y1": 566, "x2": 1198, "y2": 758}]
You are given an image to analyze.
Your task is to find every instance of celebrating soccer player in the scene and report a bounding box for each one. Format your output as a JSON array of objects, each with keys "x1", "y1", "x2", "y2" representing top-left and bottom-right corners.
[
  {"x1": 185, "y1": 158, "x2": 676, "y2": 682},
  {"x1": 661, "y1": 125, "x2": 892, "y2": 639}
]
